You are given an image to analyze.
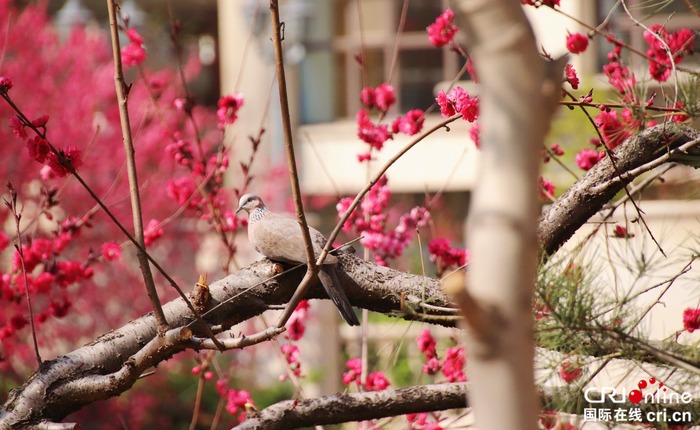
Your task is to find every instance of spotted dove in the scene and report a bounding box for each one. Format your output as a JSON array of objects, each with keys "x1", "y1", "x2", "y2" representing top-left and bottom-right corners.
[{"x1": 236, "y1": 194, "x2": 360, "y2": 326}]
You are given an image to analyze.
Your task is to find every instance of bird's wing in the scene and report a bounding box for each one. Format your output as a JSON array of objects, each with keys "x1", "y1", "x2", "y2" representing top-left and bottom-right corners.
[{"x1": 250, "y1": 213, "x2": 337, "y2": 264}]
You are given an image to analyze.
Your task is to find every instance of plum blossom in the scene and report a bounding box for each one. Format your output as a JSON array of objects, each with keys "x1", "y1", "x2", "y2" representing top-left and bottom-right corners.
[
  {"x1": 565, "y1": 32, "x2": 589, "y2": 54},
  {"x1": 427, "y1": 9, "x2": 458, "y2": 47},
  {"x1": 575, "y1": 148, "x2": 605, "y2": 171},
  {"x1": 435, "y1": 87, "x2": 479, "y2": 122},
  {"x1": 100, "y1": 242, "x2": 122, "y2": 261},
  {"x1": 683, "y1": 307, "x2": 700, "y2": 332},
  {"x1": 217, "y1": 92, "x2": 244, "y2": 129}
]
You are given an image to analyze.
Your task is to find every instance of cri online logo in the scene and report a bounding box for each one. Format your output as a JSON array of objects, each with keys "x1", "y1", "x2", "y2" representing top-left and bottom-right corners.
[{"x1": 584, "y1": 378, "x2": 693, "y2": 405}]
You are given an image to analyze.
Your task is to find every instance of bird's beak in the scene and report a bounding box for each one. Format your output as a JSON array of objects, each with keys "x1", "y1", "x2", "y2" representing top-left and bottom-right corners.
[{"x1": 235, "y1": 205, "x2": 243, "y2": 214}]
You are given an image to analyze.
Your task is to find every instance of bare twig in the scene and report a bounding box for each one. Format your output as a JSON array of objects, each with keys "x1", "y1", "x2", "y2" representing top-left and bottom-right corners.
[
  {"x1": 4, "y1": 184, "x2": 41, "y2": 365},
  {"x1": 106, "y1": 0, "x2": 168, "y2": 331},
  {"x1": 268, "y1": 0, "x2": 319, "y2": 328}
]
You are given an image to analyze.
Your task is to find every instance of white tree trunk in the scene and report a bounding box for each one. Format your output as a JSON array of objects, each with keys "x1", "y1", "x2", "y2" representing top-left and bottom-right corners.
[{"x1": 455, "y1": 1, "x2": 563, "y2": 428}]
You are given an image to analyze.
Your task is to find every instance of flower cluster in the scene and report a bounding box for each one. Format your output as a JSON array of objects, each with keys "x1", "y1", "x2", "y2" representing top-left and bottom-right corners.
[
  {"x1": 416, "y1": 330, "x2": 467, "y2": 382},
  {"x1": 539, "y1": 176, "x2": 555, "y2": 200},
  {"x1": 427, "y1": 238, "x2": 469, "y2": 277},
  {"x1": 427, "y1": 9, "x2": 458, "y2": 48},
  {"x1": 342, "y1": 357, "x2": 391, "y2": 391},
  {"x1": 216, "y1": 380, "x2": 254, "y2": 424},
  {"x1": 594, "y1": 109, "x2": 631, "y2": 150},
  {"x1": 644, "y1": 24, "x2": 695, "y2": 82},
  {"x1": 337, "y1": 177, "x2": 430, "y2": 266},
  {"x1": 14, "y1": 117, "x2": 84, "y2": 178},
  {"x1": 280, "y1": 343, "x2": 302, "y2": 379},
  {"x1": 121, "y1": 28, "x2": 146, "y2": 68},
  {"x1": 356, "y1": 83, "x2": 426, "y2": 155},
  {"x1": 435, "y1": 86, "x2": 479, "y2": 122},
  {"x1": 603, "y1": 60, "x2": 637, "y2": 103},
  {"x1": 682, "y1": 307, "x2": 700, "y2": 333}
]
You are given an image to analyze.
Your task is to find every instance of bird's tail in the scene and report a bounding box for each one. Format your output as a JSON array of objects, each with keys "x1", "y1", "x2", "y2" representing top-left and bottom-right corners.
[{"x1": 318, "y1": 266, "x2": 360, "y2": 326}]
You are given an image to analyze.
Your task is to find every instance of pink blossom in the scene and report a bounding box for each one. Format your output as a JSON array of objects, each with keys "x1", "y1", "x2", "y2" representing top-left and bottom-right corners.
[
  {"x1": 55, "y1": 260, "x2": 92, "y2": 287},
  {"x1": 374, "y1": 83, "x2": 396, "y2": 112},
  {"x1": 144, "y1": 219, "x2": 164, "y2": 246},
  {"x1": 594, "y1": 109, "x2": 630, "y2": 150},
  {"x1": 575, "y1": 148, "x2": 604, "y2": 171},
  {"x1": 125, "y1": 28, "x2": 144, "y2": 45},
  {"x1": 427, "y1": 9, "x2": 458, "y2": 47},
  {"x1": 0, "y1": 232, "x2": 8, "y2": 251},
  {"x1": 100, "y1": 242, "x2": 121, "y2": 261},
  {"x1": 356, "y1": 152, "x2": 372, "y2": 163},
  {"x1": 360, "y1": 86, "x2": 376, "y2": 108},
  {"x1": 683, "y1": 307, "x2": 700, "y2": 332},
  {"x1": 603, "y1": 61, "x2": 636, "y2": 100},
  {"x1": 9, "y1": 116, "x2": 27, "y2": 139},
  {"x1": 417, "y1": 329, "x2": 437, "y2": 358},
  {"x1": 428, "y1": 238, "x2": 469, "y2": 275},
  {"x1": 217, "y1": 92, "x2": 245, "y2": 129},
  {"x1": 32, "y1": 114, "x2": 49, "y2": 128},
  {"x1": 469, "y1": 123, "x2": 481, "y2": 149},
  {"x1": 365, "y1": 371, "x2": 390, "y2": 391},
  {"x1": 166, "y1": 176, "x2": 200, "y2": 208},
  {"x1": 285, "y1": 300, "x2": 309, "y2": 341},
  {"x1": 422, "y1": 357, "x2": 440, "y2": 375},
  {"x1": 435, "y1": 87, "x2": 479, "y2": 122},
  {"x1": 565, "y1": 32, "x2": 589, "y2": 54},
  {"x1": 47, "y1": 147, "x2": 82, "y2": 177},
  {"x1": 441, "y1": 346, "x2": 466, "y2": 382},
  {"x1": 539, "y1": 176, "x2": 555, "y2": 200},
  {"x1": 391, "y1": 109, "x2": 425, "y2": 136},
  {"x1": 356, "y1": 109, "x2": 391, "y2": 150},
  {"x1": 121, "y1": 43, "x2": 146, "y2": 67},
  {"x1": 613, "y1": 224, "x2": 633, "y2": 238},
  {"x1": 565, "y1": 64, "x2": 579, "y2": 89},
  {"x1": 343, "y1": 357, "x2": 363, "y2": 386}
]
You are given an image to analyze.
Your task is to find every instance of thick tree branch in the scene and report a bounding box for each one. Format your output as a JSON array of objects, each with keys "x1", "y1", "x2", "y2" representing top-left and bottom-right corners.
[
  {"x1": 538, "y1": 123, "x2": 700, "y2": 256},
  {"x1": 234, "y1": 383, "x2": 469, "y2": 430},
  {"x1": 2, "y1": 124, "x2": 699, "y2": 428}
]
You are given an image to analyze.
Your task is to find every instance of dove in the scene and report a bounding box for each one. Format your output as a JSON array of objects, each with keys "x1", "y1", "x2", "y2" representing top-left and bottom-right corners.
[{"x1": 236, "y1": 194, "x2": 360, "y2": 326}]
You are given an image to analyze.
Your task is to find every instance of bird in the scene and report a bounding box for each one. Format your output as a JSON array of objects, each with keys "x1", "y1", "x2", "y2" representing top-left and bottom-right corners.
[{"x1": 236, "y1": 193, "x2": 360, "y2": 326}]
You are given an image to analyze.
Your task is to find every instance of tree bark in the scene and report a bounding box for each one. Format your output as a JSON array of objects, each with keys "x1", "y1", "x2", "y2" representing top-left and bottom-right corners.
[{"x1": 455, "y1": 0, "x2": 564, "y2": 429}]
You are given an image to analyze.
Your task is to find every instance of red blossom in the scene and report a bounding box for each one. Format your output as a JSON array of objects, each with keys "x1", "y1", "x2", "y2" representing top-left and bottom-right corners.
[
  {"x1": 428, "y1": 238, "x2": 469, "y2": 276},
  {"x1": 121, "y1": 43, "x2": 146, "y2": 68},
  {"x1": 603, "y1": 61, "x2": 636, "y2": 101},
  {"x1": 417, "y1": 329, "x2": 437, "y2": 359},
  {"x1": 565, "y1": 32, "x2": 589, "y2": 54},
  {"x1": 427, "y1": 9, "x2": 458, "y2": 48},
  {"x1": 644, "y1": 24, "x2": 695, "y2": 82},
  {"x1": 564, "y1": 64, "x2": 579, "y2": 89},
  {"x1": 683, "y1": 307, "x2": 700, "y2": 333},
  {"x1": 374, "y1": 83, "x2": 396, "y2": 113},
  {"x1": 594, "y1": 109, "x2": 630, "y2": 150},
  {"x1": 559, "y1": 361, "x2": 583, "y2": 384},
  {"x1": 9, "y1": 116, "x2": 27, "y2": 139},
  {"x1": 0, "y1": 76, "x2": 13, "y2": 92},
  {"x1": 668, "y1": 102, "x2": 691, "y2": 123},
  {"x1": 26, "y1": 136, "x2": 51, "y2": 164}
]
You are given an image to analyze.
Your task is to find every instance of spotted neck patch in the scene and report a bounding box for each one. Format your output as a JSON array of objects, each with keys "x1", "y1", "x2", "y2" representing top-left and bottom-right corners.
[{"x1": 249, "y1": 207, "x2": 268, "y2": 223}]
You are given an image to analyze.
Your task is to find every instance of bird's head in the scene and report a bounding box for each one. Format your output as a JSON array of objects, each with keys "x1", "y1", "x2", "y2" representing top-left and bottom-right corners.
[{"x1": 235, "y1": 194, "x2": 265, "y2": 214}]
